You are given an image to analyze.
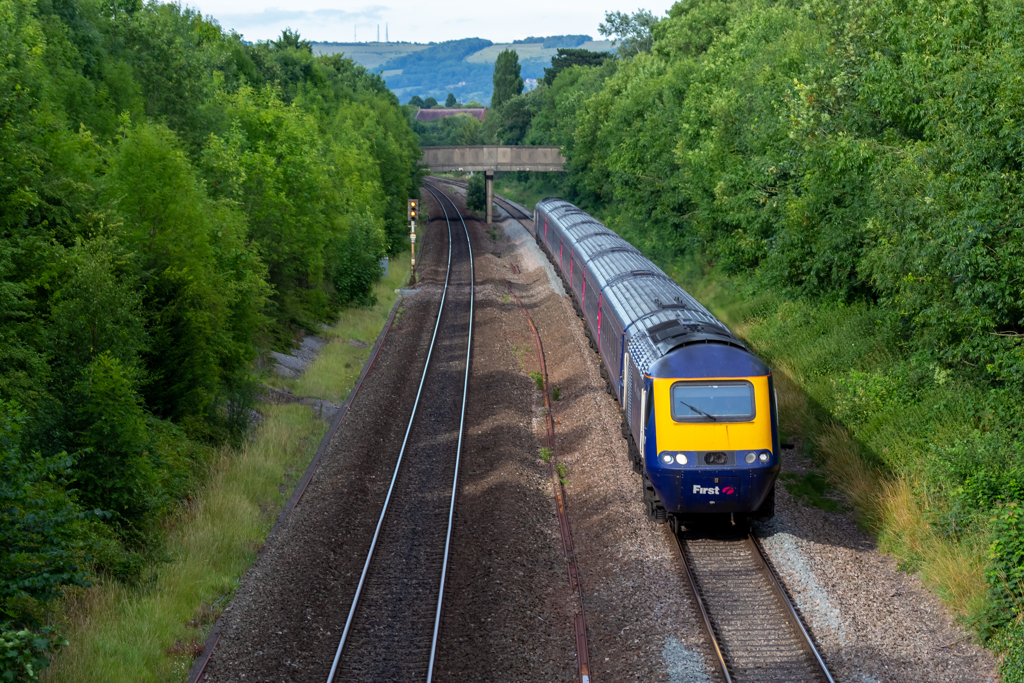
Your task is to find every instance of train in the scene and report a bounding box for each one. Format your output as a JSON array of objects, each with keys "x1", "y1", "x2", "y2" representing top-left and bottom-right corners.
[{"x1": 533, "y1": 198, "x2": 779, "y2": 530}]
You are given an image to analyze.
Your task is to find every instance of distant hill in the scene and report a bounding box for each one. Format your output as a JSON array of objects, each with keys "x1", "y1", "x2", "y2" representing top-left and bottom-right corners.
[{"x1": 312, "y1": 37, "x2": 616, "y2": 105}]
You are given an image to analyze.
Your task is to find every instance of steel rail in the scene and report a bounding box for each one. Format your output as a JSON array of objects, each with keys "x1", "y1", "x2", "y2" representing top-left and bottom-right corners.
[
  {"x1": 749, "y1": 534, "x2": 835, "y2": 682},
  {"x1": 325, "y1": 181, "x2": 469, "y2": 683},
  {"x1": 670, "y1": 531, "x2": 732, "y2": 683},
  {"x1": 419, "y1": 182, "x2": 474, "y2": 683},
  {"x1": 426, "y1": 176, "x2": 533, "y2": 222},
  {"x1": 671, "y1": 530, "x2": 835, "y2": 683}
]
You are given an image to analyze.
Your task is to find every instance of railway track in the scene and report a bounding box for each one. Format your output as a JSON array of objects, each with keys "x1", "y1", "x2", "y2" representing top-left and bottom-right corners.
[
  {"x1": 673, "y1": 528, "x2": 835, "y2": 683},
  {"x1": 428, "y1": 176, "x2": 533, "y2": 222},
  {"x1": 325, "y1": 183, "x2": 474, "y2": 682}
]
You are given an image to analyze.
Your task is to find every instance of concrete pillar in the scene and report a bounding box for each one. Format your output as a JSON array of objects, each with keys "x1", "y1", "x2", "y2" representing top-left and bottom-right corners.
[{"x1": 485, "y1": 171, "x2": 494, "y2": 225}]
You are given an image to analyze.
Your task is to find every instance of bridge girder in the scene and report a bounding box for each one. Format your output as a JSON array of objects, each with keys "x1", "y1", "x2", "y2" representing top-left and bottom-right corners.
[{"x1": 421, "y1": 145, "x2": 565, "y2": 173}]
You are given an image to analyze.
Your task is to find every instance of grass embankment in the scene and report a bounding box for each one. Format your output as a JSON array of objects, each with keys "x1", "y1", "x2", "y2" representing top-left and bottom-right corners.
[
  {"x1": 43, "y1": 260, "x2": 410, "y2": 682},
  {"x1": 492, "y1": 174, "x2": 562, "y2": 211},
  {"x1": 265, "y1": 259, "x2": 410, "y2": 402},
  {"x1": 675, "y1": 266, "x2": 1019, "y2": 668}
]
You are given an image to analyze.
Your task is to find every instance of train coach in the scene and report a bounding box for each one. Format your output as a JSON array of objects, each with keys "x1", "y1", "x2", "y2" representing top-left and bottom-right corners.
[{"x1": 533, "y1": 198, "x2": 779, "y2": 530}]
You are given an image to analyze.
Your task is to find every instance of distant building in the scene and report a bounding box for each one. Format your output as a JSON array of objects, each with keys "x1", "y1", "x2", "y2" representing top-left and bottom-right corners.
[{"x1": 415, "y1": 108, "x2": 487, "y2": 122}]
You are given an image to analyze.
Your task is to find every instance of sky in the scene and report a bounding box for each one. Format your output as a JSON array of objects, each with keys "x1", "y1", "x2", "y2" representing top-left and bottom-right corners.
[{"x1": 189, "y1": 1, "x2": 679, "y2": 44}]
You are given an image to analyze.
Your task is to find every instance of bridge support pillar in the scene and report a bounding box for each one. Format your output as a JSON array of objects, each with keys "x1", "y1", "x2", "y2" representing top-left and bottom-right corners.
[{"x1": 485, "y1": 171, "x2": 494, "y2": 225}]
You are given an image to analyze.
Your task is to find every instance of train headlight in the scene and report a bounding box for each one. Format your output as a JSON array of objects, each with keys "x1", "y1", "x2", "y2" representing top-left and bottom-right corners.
[
  {"x1": 745, "y1": 452, "x2": 757, "y2": 464},
  {"x1": 758, "y1": 450, "x2": 771, "y2": 463},
  {"x1": 661, "y1": 454, "x2": 673, "y2": 464},
  {"x1": 675, "y1": 454, "x2": 687, "y2": 465}
]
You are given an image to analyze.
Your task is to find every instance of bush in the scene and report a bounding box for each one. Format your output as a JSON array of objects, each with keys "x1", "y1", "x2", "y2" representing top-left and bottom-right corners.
[
  {"x1": 0, "y1": 626, "x2": 67, "y2": 683},
  {"x1": 466, "y1": 173, "x2": 487, "y2": 212},
  {"x1": 983, "y1": 503, "x2": 1024, "y2": 636},
  {"x1": 0, "y1": 400, "x2": 93, "y2": 618}
]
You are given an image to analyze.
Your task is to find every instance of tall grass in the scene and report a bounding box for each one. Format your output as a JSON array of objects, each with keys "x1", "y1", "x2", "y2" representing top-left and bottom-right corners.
[
  {"x1": 492, "y1": 173, "x2": 562, "y2": 211},
  {"x1": 265, "y1": 258, "x2": 409, "y2": 402},
  {"x1": 680, "y1": 269, "x2": 992, "y2": 632},
  {"x1": 43, "y1": 404, "x2": 325, "y2": 683}
]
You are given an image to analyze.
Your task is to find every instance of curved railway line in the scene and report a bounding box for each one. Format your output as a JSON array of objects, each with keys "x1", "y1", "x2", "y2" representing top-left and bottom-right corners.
[
  {"x1": 428, "y1": 176, "x2": 533, "y2": 222},
  {"x1": 325, "y1": 183, "x2": 474, "y2": 682}
]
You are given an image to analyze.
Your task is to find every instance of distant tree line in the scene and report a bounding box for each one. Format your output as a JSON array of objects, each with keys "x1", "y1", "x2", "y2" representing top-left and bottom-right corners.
[
  {"x1": 513, "y1": 34, "x2": 592, "y2": 48},
  {"x1": 0, "y1": 0, "x2": 419, "y2": 672}
]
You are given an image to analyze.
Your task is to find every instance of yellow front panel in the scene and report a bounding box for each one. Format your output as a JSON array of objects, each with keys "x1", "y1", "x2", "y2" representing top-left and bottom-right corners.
[{"x1": 651, "y1": 375, "x2": 773, "y2": 452}]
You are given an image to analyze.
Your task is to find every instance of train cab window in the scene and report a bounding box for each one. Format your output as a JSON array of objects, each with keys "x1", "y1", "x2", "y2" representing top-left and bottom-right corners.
[{"x1": 670, "y1": 381, "x2": 754, "y2": 422}]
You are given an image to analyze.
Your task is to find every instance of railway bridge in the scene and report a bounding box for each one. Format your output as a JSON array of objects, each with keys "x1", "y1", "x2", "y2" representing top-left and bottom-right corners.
[{"x1": 421, "y1": 145, "x2": 565, "y2": 223}]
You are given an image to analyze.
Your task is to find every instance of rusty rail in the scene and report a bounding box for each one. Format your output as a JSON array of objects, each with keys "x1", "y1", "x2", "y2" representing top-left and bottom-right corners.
[{"x1": 503, "y1": 278, "x2": 592, "y2": 683}]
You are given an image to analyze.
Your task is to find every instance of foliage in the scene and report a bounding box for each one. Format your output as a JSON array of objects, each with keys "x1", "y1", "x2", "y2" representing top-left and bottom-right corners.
[
  {"x1": 983, "y1": 504, "x2": 1024, "y2": 635},
  {"x1": 514, "y1": 35, "x2": 592, "y2": 48},
  {"x1": 377, "y1": 38, "x2": 494, "y2": 102},
  {"x1": 779, "y1": 472, "x2": 840, "y2": 512},
  {"x1": 466, "y1": 173, "x2": 486, "y2": 212},
  {"x1": 543, "y1": 48, "x2": 613, "y2": 85},
  {"x1": 445, "y1": 93, "x2": 456, "y2": 107},
  {"x1": 599, "y1": 9, "x2": 660, "y2": 57},
  {"x1": 407, "y1": 95, "x2": 424, "y2": 107},
  {"x1": 1, "y1": 626, "x2": 67, "y2": 682},
  {"x1": 412, "y1": 113, "x2": 483, "y2": 146},
  {"x1": 0, "y1": 399, "x2": 90, "y2": 679},
  {"x1": 0, "y1": 401, "x2": 93, "y2": 617},
  {"x1": 491, "y1": 48, "x2": 524, "y2": 111},
  {"x1": 0, "y1": 0, "x2": 418, "y2": 671},
  {"x1": 529, "y1": 371, "x2": 544, "y2": 391}
]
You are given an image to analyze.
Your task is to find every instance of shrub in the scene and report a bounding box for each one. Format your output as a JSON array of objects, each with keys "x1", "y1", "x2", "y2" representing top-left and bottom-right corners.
[
  {"x1": 466, "y1": 173, "x2": 487, "y2": 212},
  {"x1": 983, "y1": 503, "x2": 1024, "y2": 636},
  {"x1": 0, "y1": 626, "x2": 67, "y2": 683},
  {"x1": 0, "y1": 400, "x2": 92, "y2": 679}
]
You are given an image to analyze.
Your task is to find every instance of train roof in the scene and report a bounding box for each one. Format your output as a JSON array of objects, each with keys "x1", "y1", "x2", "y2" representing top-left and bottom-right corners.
[{"x1": 537, "y1": 197, "x2": 766, "y2": 379}]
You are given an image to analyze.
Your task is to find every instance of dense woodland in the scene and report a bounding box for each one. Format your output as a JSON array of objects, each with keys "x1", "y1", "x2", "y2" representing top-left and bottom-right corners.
[
  {"x1": 0, "y1": 0, "x2": 419, "y2": 673},
  {"x1": 438, "y1": 1, "x2": 1024, "y2": 677}
]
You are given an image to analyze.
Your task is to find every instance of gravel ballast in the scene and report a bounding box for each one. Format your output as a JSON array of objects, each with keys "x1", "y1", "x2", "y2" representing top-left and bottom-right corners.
[{"x1": 202, "y1": 196, "x2": 454, "y2": 683}]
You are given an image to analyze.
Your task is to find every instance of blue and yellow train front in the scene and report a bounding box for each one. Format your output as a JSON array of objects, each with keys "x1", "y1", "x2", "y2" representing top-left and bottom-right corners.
[{"x1": 642, "y1": 344, "x2": 780, "y2": 522}]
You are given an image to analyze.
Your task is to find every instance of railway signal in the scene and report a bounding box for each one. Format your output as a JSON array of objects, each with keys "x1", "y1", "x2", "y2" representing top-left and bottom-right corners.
[{"x1": 408, "y1": 198, "x2": 417, "y2": 276}]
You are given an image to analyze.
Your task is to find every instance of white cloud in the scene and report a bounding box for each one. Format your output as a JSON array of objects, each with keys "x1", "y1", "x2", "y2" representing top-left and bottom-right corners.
[{"x1": 191, "y1": 0, "x2": 677, "y2": 44}]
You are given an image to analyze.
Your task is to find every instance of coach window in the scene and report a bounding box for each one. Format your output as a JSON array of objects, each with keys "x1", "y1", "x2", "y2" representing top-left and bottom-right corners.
[{"x1": 670, "y1": 381, "x2": 754, "y2": 423}]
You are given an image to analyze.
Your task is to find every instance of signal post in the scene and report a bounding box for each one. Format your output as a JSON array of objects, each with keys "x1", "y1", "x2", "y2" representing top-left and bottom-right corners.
[{"x1": 407, "y1": 198, "x2": 418, "y2": 281}]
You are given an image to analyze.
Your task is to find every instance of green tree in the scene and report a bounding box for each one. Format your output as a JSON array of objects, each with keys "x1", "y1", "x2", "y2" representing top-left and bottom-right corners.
[
  {"x1": 272, "y1": 27, "x2": 312, "y2": 53},
  {"x1": 408, "y1": 95, "x2": 425, "y2": 107},
  {"x1": 599, "y1": 9, "x2": 660, "y2": 57},
  {"x1": 445, "y1": 92, "x2": 457, "y2": 107},
  {"x1": 423, "y1": 96, "x2": 438, "y2": 108},
  {"x1": 543, "y1": 48, "x2": 613, "y2": 85},
  {"x1": 491, "y1": 48, "x2": 524, "y2": 110},
  {"x1": 70, "y1": 353, "x2": 161, "y2": 541}
]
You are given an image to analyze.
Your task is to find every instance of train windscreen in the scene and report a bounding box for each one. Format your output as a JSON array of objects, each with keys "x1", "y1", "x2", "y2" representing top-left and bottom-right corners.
[{"x1": 670, "y1": 381, "x2": 754, "y2": 422}]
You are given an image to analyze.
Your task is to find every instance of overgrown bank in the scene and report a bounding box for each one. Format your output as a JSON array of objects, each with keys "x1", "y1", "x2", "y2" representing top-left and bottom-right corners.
[{"x1": 40, "y1": 260, "x2": 409, "y2": 682}]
